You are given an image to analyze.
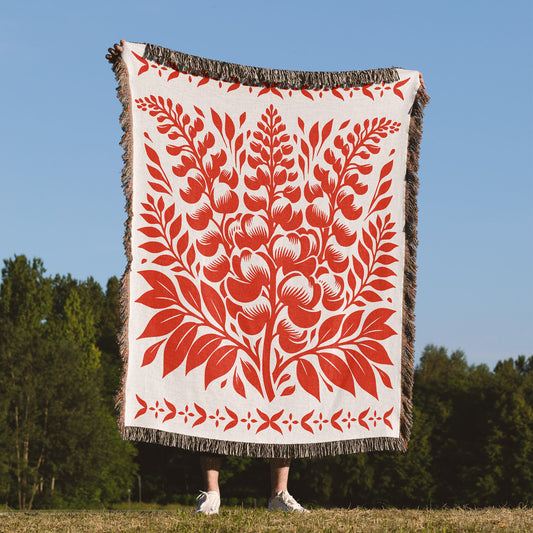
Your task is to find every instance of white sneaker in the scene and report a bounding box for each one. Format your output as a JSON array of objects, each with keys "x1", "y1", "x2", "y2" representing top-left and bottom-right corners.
[
  {"x1": 195, "y1": 490, "x2": 220, "y2": 515},
  {"x1": 268, "y1": 490, "x2": 309, "y2": 513}
]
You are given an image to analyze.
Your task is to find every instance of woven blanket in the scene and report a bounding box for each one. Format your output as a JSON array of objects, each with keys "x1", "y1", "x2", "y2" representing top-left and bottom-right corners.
[{"x1": 111, "y1": 42, "x2": 428, "y2": 457}]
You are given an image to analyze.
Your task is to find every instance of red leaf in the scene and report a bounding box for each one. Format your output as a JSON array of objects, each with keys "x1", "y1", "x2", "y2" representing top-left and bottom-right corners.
[
  {"x1": 147, "y1": 165, "x2": 165, "y2": 182},
  {"x1": 281, "y1": 385, "x2": 295, "y2": 397},
  {"x1": 357, "y1": 241, "x2": 370, "y2": 268},
  {"x1": 318, "y1": 353, "x2": 355, "y2": 396},
  {"x1": 138, "y1": 270, "x2": 179, "y2": 300},
  {"x1": 138, "y1": 309, "x2": 184, "y2": 339},
  {"x1": 345, "y1": 350, "x2": 378, "y2": 399},
  {"x1": 297, "y1": 359, "x2": 320, "y2": 401},
  {"x1": 356, "y1": 339, "x2": 393, "y2": 365},
  {"x1": 142, "y1": 339, "x2": 165, "y2": 367},
  {"x1": 362, "y1": 85, "x2": 374, "y2": 99},
  {"x1": 321, "y1": 119, "x2": 333, "y2": 142},
  {"x1": 140, "y1": 213, "x2": 158, "y2": 225},
  {"x1": 361, "y1": 308, "x2": 396, "y2": 340},
  {"x1": 152, "y1": 255, "x2": 176, "y2": 266},
  {"x1": 373, "y1": 196, "x2": 392, "y2": 212},
  {"x1": 362, "y1": 229, "x2": 373, "y2": 250},
  {"x1": 359, "y1": 290, "x2": 382, "y2": 302},
  {"x1": 198, "y1": 77, "x2": 210, "y2": 87},
  {"x1": 331, "y1": 89, "x2": 344, "y2": 100},
  {"x1": 383, "y1": 406, "x2": 394, "y2": 429},
  {"x1": 330, "y1": 409, "x2": 343, "y2": 431},
  {"x1": 136, "y1": 289, "x2": 176, "y2": 309},
  {"x1": 228, "y1": 83, "x2": 240, "y2": 92},
  {"x1": 309, "y1": 122, "x2": 319, "y2": 152},
  {"x1": 297, "y1": 117, "x2": 305, "y2": 133},
  {"x1": 376, "y1": 253, "x2": 397, "y2": 266},
  {"x1": 393, "y1": 77, "x2": 409, "y2": 99},
  {"x1": 205, "y1": 345, "x2": 238, "y2": 388},
  {"x1": 168, "y1": 215, "x2": 182, "y2": 239},
  {"x1": 211, "y1": 108, "x2": 223, "y2": 137},
  {"x1": 148, "y1": 181, "x2": 170, "y2": 194},
  {"x1": 225, "y1": 113, "x2": 235, "y2": 142},
  {"x1": 380, "y1": 160, "x2": 394, "y2": 179},
  {"x1": 192, "y1": 403, "x2": 206, "y2": 427},
  {"x1": 138, "y1": 226, "x2": 163, "y2": 238},
  {"x1": 376, "y1": 366, "x2": 393, "y2": 389},
  {"x1": 301, "y1": 410, "x2": 314, "y2": 433},
  {"x1": 177, "y1": 233, "x2": 189, "y2": 254},
  {"x1": 162, "y1": 399, "x2": 176, "y2": 422},
  {"x1": 164, "y1": 204, "x2": 176, "y2": 225},
  {"x1": 201, "y1": 282, "x2": 226, "y2": 326},
  {"x1": 134, "y1": 394, "x2": 147, "y2": 418},
  {"x1": 318, "y1": 315, "x2": 343, "y2": 344},
  {"x1": 341, "y1": 310, "x2": 364, "y2": 338},
  {"x1": 373, "y1": 267, "x2": 396, "y2": 278},
  {"x1": 139, "y1": 241, "x2": 167, "y2": 254},
  {"x1": 176, "y1": 275, "x2": 201, "y2": 309},
  {"x1": 224, "y1": 407, "x2": 239, "y2": 430},
  {"x1": 132, "y1": 51, "x2": 149, "y2": 75},
  {"x1": 163, "y1": 322, "x2": 198, "y2": 377},
  {"x1": 379, "y1": 242, "x2": 397, "y2": 253},
  {"x1": 145, "y1": 144, "x2": 162, "y2": 166},
  {"x1": 242, "y1": 361, "x2": 263, "y2": 396},
  {"x1": 185, "y1": 334, "x2": 221, "y2": 374},
  {"x1": 368, "y1": 279, "x2": 395, "y2": 291},
  {"x1": 301, "y1": 89, "x2": 314, "y2": 100},
  {"x1": 233, "y1": 371, "x2": 246, "y2": 398},
  {"x1": 377, "y1": 179, "x2": 392, "y2": 197},
  {"x1": 358, "y1": 407, "x2": 370, "y2": 430}
]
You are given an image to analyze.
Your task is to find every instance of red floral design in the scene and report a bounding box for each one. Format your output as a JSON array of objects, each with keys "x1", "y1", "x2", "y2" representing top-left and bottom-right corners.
[
  {"x1": 132, "y1": 92, "x2": 403, "y2": 404},
  {"x1": 134, "y1": 396, "x2": 394, "y2": 435},
  {"x1": 132, "y1": 49, "x2": 410, "y2": 101}
]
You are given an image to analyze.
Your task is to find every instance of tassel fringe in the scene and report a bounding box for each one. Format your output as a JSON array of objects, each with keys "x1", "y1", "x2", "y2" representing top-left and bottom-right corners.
[
  {"x1": 123, "y1": 426, "x2": 406, "y2": 458},
  {"x1": 143, "y1": 43, "x2": 399, "y2": 90},
  {"x1": 400, "y1": 84, "x2": 430, "y2": 451},
  {"x1": 112, "y1": 55, "x2": 133, "y2": 435}
]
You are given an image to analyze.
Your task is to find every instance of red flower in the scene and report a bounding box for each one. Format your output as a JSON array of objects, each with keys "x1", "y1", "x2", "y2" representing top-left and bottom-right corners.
[
  {"x1": 272, "y1": 201, "x2": 303, "y2": 231},
  {"x1": 317, "y1": 272, "x2": 345, "y2": 311},
  {"x1": 238, "y1": 301, "x2": 270, "y2": 335},
  {"x1": 305, "y1": 199, "x2": 332, "y2": 228},
  {"x1": 278, "y1": 272, "x2": 321, "y2": 328},
  {"x1": 203, "y1": 255, "x2": 230, "y2": 282},
  {"x1": 277, "y1": 318, "x2": 307, "y2": 353},
  {"x1": 272, "y1": 231, "x2": 319, "y2": 277},
  {"x1": 226, "y1": 251, "x2": 270, "y2": 303},
  {"x1": 213, "y1": 184, "x2": 239, "y2": 214},
  {"x1": 230, "y1": 214, "x2": 270, "y2": 251}
]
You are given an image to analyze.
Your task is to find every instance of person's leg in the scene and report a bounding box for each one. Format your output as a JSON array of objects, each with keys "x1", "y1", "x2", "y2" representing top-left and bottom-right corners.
[
  {"x1": 270, "y1": 457, "x2": 291, "y2": 497},
  {"x1": 196, "y1": 454, "x2": 222, "y2": 514},
  {"x1": 201, "y1": 454, "x2": 222, "y2": 493},
  {"x1": 269, "y1": 458, "x2": 309, "y2": 512}
]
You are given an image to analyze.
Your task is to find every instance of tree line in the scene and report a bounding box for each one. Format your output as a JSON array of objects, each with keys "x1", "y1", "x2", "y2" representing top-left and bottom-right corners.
[{"x1": 0, "y1": 256, "x2": 531, "y2": 509}]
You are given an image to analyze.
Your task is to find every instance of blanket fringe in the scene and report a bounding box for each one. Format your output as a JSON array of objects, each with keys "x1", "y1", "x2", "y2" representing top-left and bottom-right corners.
[
  {"x1": 400, "y1": 83, "x2": 430, "y2": 451},
  {"x1": 123, "y1": 426, "x2": 405, "y2": 458},
  {"x1": 112, "y1": 54, "x2": 133, "y2": 435},
  {"x1": 143, "y1": 43, "x2": 399, "y2": 90}
]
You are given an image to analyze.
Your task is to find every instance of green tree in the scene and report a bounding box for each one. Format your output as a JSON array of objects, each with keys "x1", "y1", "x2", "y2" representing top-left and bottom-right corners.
[{"x1": 0, "y1": 256, "x2": 137, "y2": 509}]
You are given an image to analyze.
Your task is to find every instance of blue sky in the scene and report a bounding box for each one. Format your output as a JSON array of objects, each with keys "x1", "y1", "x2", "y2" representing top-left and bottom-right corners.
[{"x1": 1, "y1": 0, "x2": 531, "y2": 367}]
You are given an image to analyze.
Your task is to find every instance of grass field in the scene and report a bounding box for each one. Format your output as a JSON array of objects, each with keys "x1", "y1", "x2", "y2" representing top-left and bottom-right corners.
[{"x1": 0, "y1": 507, "x2": 532, "y2": 533}]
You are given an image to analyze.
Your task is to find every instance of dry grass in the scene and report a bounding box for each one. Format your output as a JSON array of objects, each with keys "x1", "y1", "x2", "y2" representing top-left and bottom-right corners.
[{"x1": 0, "y1": 507, "x2": 532, "y2": 532}]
